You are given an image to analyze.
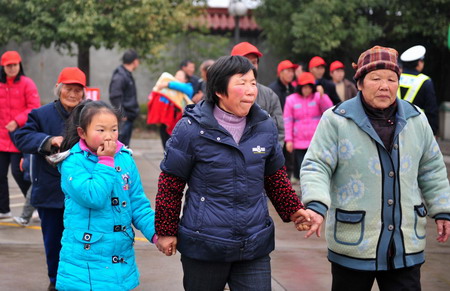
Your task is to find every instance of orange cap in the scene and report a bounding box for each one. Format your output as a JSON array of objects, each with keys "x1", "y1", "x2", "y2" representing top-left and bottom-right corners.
[
  {"x1": 297, "y1": 72, "x2": 316, "y2": 86},
  {"x1": 308, "y1": 56, "x2": 326, "y2": 69},
  {"x1": 1, "y1": 51, "x2": 22, "y2": 66},
  {"x1": 57, "y1": 67, "x2": 86, "y2": 87},
  {"x1": 277, "y1": 60, "x2": 299, "y2": 76},
  {"x1": 330, "y1": 61, "x2": 345, "y2": 72},
  {"x1": 231, "y1": 42, "x2": 263, "y2": 57}
]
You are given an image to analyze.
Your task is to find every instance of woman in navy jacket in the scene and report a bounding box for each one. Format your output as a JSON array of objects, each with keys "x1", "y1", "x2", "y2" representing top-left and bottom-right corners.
[
  {"x1": 14, "y1": 67, "x2": 86, "y2": 291},
  {"x1": 155, "y1": 56, "x2": 310, "y2": 291}
]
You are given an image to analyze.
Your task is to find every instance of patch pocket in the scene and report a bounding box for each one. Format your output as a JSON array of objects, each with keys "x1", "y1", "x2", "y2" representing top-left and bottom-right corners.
[
  {"x1": 72, "y1": 230, "x2": 104, "y2": 261},
  {"x1": 334, "y1": 209, "x2": 365, "y2": 246},
  {"x1": 414, "y1": 203, "x2": 427, "y2": 239}
]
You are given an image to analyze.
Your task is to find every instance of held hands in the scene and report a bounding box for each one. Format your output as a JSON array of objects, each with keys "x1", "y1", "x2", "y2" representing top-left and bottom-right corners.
[
  {"x1": 290, "y1": 209, "x2": 311, "y2": 231},
  {"x1": 294, "y1": 209, "x2": 324, "y2": 238},
  {"x1": 156, "y1": 236, "x2": 177, "y2": 256},
  {"x1": 97, "y1": 140, "x2": 116, "y2": 157},
  {"x1": 436, "y1": 220, "x2": 450, "y2": 243}
]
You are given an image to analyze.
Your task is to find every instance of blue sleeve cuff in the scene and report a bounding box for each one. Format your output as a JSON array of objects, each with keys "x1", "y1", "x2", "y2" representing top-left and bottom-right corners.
[
  {"x1": 433, "y1": 213, "x2": 450, "y2": 221},
  {"x1": 306, "y1": 201, "x2": 328, "y2": 218}
]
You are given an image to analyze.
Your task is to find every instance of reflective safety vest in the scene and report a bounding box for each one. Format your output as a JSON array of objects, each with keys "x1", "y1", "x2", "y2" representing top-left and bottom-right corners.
[{"x1": 397, "y1": 73, "x2": 430, "y2": 103}]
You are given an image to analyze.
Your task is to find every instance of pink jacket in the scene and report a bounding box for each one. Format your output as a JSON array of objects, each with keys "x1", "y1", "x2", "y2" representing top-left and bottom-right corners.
[
  {"x1": 283, "y1": 92, "x2": 332, "y2": 149},
  {"x1": 0, "y1": 76, "x2": 40, "y2": 152}
]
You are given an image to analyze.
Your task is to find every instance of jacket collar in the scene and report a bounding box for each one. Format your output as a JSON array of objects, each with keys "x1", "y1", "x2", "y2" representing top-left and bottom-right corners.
[
  {"x1": 185, "y1": 100, "x2": 269, "y2": 130},
  {"x1": 333, "y1": 92, "x2": 420, "y2": 146}
]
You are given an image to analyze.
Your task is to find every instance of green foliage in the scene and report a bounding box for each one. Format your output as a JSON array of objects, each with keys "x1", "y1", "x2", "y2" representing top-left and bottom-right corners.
[
  {"x1": 0, "y1": 0, "x2": 203, "y2": 59},
  {"x1": 145, "y1": 31, "x2": 231, "y2": 76},
  {"x1": 256, "y1": 0, "x2": 450, "y2": 57}
]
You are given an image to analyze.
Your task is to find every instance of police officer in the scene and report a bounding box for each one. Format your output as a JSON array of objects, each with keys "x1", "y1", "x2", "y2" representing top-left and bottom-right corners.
[{"x1": 398, "y1": 45, "x2": 439, "y2": 135}]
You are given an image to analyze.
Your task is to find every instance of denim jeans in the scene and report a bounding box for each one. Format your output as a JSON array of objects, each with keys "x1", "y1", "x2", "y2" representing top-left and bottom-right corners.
[{"x1": 181, "y1": 254, "x2": 272, "y2": 291}]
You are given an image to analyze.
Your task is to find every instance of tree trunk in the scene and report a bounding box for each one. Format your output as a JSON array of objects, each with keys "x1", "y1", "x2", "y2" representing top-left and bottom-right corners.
[{"x1": 77, "y1": 44, "x2": 90, "y2": 86}]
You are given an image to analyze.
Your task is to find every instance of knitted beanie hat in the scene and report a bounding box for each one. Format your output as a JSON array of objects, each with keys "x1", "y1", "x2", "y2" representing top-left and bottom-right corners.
[{"x1": 352, "y1": 46, "x2": 400, "y2": 81}]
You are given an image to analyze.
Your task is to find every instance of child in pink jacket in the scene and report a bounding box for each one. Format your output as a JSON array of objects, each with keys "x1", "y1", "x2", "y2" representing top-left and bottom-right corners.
[{"x1": 284, "y1": 72, "x2": 333, "y2": 180}]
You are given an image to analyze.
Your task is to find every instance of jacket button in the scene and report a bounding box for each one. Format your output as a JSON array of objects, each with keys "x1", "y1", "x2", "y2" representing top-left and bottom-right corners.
[
  {"x1": 84, "y1": 243, "x2": 91, "y2": 250},
  {"x1": 83, "y1": 233, "x2": 92, "y2": 242},
  {"x1": 340, "y1": 109, "x2": 346, "y2": 114},
  {"x1": 200, "y1": 197, "x2": 205, "y2": 201},
  {"x1": 115, "y1": 166, "x2": 121, "y2": 172},
  {"x1": 388, "y1": 171, "x2": 394, "y2": 177},
  {"x1": 387, "y1": 199, "x2": 394, "y2": 206},
  {"x1": 216, "y1": 137, "x2": 221, "y2": 141},
  {"x1": 388, "y1": 225, "x2": 394, "y2": 231},
  {"x1": 393, "y1": 144, "x2": 399, "y2": 150},
  {"x1": 200, "y1": 130, "x2": 204, "y2": 134},
  {"x1": 122, "y1": 201, "x2": 127, "y2": 207}
]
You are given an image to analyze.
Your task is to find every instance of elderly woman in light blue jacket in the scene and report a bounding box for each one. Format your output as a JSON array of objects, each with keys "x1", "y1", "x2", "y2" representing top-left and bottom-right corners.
[{"x1": 299, "y1": 46, "x2": 450, "y2": 291}]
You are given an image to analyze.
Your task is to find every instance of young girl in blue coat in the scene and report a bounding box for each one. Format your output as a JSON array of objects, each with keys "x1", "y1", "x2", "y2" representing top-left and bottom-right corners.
[{"x1": 52, "y1": 100, "x2": 156, "y2": 290}]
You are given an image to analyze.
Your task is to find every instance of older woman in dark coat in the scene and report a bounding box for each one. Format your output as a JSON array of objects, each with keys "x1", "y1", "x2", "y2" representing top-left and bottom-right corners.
[{"x1": 14, "y1": 67, "x2": 86, "y2": 291}]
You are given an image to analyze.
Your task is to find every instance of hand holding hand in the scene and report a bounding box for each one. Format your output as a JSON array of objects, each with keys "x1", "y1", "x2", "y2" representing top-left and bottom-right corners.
[
  {"x1": 156, "y1": 236, "x2": 178, "y2": 256},
  {"x1": 290, "y1": 209, "x2": 311, "y2": 231},
  {"x1": 436, "y1": 220, "x2": 450, "y2": 243},
  {"x1": 296, "y1": 209, "x2": 324, "y2": 238},
  {"x1": 97, "y1": 140, "x2": 116, "y2": 157}
]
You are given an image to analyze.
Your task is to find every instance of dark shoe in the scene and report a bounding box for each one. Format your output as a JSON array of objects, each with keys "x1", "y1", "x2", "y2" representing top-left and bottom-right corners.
[{"x1": 48, "y1": 282, "x2": 57, "y2": 291}]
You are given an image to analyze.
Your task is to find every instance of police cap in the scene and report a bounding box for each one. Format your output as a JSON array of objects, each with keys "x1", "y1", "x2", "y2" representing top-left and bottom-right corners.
[{"x1": 400, "y1": 45, "x2": 426, "y2": 62}]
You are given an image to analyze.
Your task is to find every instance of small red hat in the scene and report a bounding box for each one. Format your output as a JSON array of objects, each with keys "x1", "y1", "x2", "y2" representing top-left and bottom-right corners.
[
  {"x1": 330, "y1": 61, "x2": 345, "y2": 72},
  {"x1": 308, "y1": 56, "x2": 326, "y2": 69},
  {"x1": 57, "y1": 67, "x2": 86, "y2": 87},
  {"x1": 297, "y1": 72, "x2": 316, "y2": 86},
  {"x1": 1, "y1": 51, "x2": 22, "y2": 66},
  {"x1": 277, "y1": 60, "x2": 299, "y2": 76},
  {"x1": 231, "y1": 42, "x2": 263, "y2": 57}
]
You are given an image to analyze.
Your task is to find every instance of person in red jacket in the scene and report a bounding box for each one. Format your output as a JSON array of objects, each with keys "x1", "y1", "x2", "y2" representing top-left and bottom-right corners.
[{"x1": 0, "y1": 51, "x2": 40, "y2": 218}]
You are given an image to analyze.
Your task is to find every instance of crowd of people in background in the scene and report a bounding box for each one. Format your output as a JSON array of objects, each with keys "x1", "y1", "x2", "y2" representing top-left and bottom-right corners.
[{"x1": 0, "y1": 40, "x2": 449, "y2": 291}]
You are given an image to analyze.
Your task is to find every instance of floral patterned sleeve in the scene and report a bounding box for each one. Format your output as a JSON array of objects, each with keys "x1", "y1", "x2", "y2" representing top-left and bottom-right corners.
[
  {"x1": 264, "y1": 166, "x2": 304, "y2": 222},
  {"x1": 155, "y1": 172, "x2": 186, "y2": 236}
]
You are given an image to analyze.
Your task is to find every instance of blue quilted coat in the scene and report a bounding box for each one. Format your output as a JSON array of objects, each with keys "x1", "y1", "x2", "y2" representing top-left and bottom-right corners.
[{"x1": 56, "y1": 142, "x2": 155, "y2": 290}]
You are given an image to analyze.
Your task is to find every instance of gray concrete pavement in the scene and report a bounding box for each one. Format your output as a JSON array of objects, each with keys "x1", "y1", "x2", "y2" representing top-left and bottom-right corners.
[{"x1": 1, "y1": 138, "x2": 450, "y2": 290}]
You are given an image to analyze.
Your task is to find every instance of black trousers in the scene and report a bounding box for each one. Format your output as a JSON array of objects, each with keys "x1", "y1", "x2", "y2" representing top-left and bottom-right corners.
[
  {"x1": 0, "y1": 152, "x2": 31, "y2": 213},
  {"x1": 331, "y1": 262, "x2": 422, "y2": 291}
]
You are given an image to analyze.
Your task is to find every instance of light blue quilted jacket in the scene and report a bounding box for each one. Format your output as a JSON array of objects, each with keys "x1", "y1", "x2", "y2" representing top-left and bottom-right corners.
[{"x1": 56, "y1": 142, "x2": 155, "y2": 290}]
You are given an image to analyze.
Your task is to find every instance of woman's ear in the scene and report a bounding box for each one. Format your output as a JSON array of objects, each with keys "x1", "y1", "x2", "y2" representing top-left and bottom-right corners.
[
  {"x1": 215, "y1": 92, "x2": 225, "y2": 100},
  {"x1": 77, "y1": 127, "x2": 86, "y2": 139}
]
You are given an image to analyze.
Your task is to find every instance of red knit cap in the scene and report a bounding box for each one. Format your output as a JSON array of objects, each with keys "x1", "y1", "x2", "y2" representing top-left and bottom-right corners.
[
  {"x1": 1, "y1": 51, "x2": 22, "y2": 66},
  {"x1": 352, "y1": 46, "x2": 400, "y2": 81}
]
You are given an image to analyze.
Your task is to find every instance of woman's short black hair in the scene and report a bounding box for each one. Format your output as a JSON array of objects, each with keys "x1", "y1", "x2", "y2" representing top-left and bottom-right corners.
[
  {"x1": 205, "y1": 55, "x2": 257, "y2": 104},
  {"x1": 295, "y1": 83, "x2": 316, "y2": 95}
]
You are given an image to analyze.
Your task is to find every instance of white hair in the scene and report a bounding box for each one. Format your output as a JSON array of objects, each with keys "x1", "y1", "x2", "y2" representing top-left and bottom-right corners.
[{"x1": 54, "y1": 83, "x2": 86, "y2": 99}]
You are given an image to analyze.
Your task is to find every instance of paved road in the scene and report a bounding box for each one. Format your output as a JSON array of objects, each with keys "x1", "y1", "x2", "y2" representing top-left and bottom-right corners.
[{"x1": 1, "y1": 138, "x2": 449, "y2": 290}]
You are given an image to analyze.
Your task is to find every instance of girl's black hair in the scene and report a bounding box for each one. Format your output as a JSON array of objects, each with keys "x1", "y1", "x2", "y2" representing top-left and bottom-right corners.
[
  {"x1": 60, "y1": 100, "x2": 121, "y2": 152},
  {"x1": 205, "y1": 55, "x2": 257, "y2": 104},
  {"x1": 0, "y1": 63, "x2": 25, "y2": 83},
  {"x1": 295, "y1": 83, "x2": 316, "y2": 95}
]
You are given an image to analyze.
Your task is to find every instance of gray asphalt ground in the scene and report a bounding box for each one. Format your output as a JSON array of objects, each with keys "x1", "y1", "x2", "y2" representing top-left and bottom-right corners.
[{"x1": 1, "y1": 138, "x2": 450, "y2": 291}]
